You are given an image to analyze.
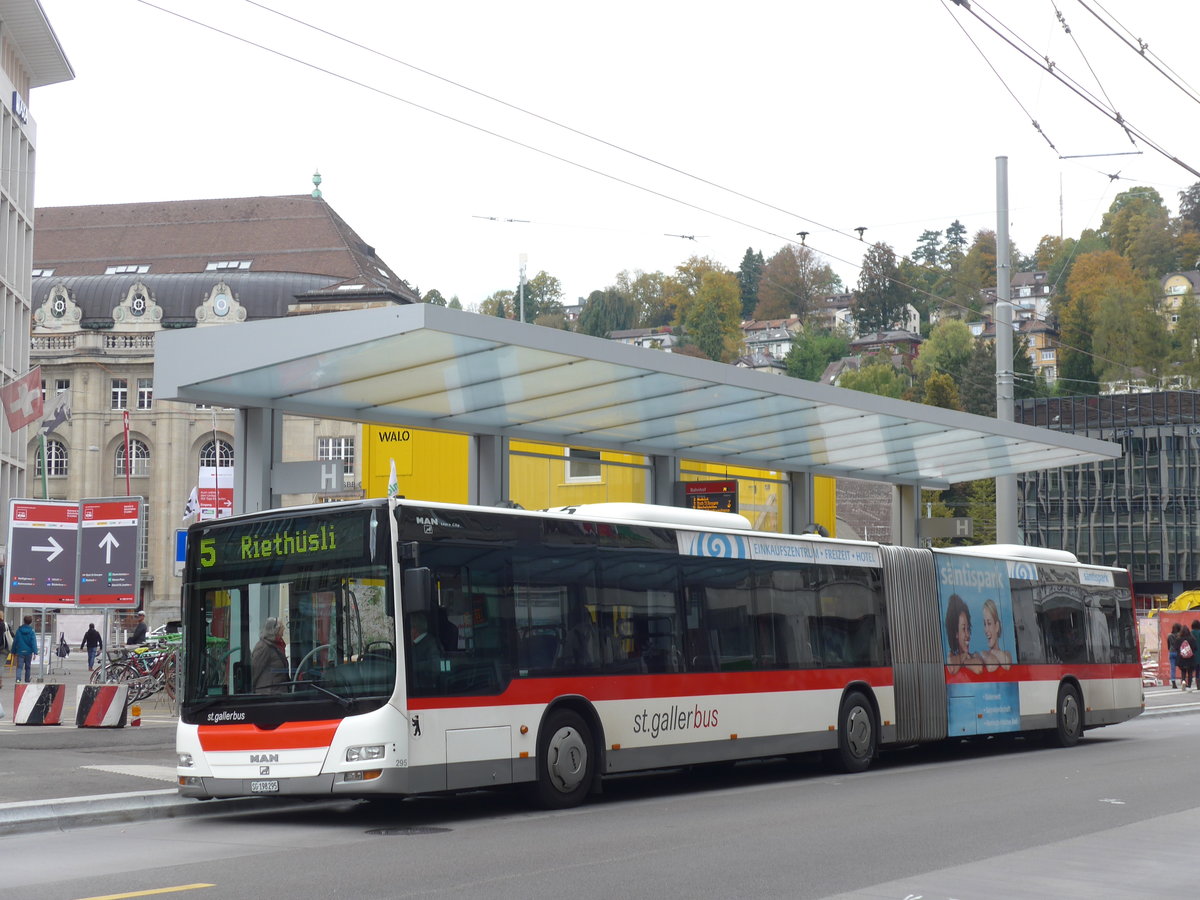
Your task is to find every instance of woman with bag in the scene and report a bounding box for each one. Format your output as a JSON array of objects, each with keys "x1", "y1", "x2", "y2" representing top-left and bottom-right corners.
[
  {"x1": 1177, "y1": 623, "x2": 1198, "y2": 691},
  {"x1": 1167, "y1": 623, "x2": 1183, "y2": 688}
]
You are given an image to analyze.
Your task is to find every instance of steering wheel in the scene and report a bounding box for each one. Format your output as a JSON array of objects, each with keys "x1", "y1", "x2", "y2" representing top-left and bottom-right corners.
[
  {"x1": 362, "y1": 640, "x2": 396, "y2": 660},
  {"x1": 294, "y1": 643, "x2": 331, "y2": 681}
]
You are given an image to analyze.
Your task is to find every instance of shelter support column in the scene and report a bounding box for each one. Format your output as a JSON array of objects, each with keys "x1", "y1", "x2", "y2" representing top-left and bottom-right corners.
[
  {"x1": 891, "y1": 483, "x2": 920, "y2": 548},
  {"x1": 650, "y1": 455, "x2": 679, "y2": 506},
  {"x1": 234, "y1": 407, "x2": 282, "y2": 515},
  {"x1": 470, "y1": 434, "x2": 509, "y2": 506},
  {"x1": 788, "y1": 472, "x2": 814, "y2": 535}
]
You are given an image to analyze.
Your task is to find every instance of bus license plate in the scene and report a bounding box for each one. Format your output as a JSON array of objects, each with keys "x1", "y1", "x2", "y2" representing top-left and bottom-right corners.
[{"x1": 250, "y1": 780, "x2": 279, "y2": 793}]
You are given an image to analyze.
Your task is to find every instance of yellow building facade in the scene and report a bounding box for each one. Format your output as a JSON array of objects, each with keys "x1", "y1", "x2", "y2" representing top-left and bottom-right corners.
[{"x1": 361, "y1": 425, "x2": 836, "y2": 535}]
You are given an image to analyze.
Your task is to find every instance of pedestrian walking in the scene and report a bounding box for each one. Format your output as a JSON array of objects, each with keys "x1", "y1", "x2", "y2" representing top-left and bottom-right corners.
[
  {"x1": 1178, "y1": 622, "x2": 1198, "y2": 690},
  {"x1": 80, "y1": 623, "x2": 103, "y2": 671},
  {"x1": 11, "y1": 615, "x2": 38, "y2": 684},
  {"x1": 1168, "y1": 623, "x2": 1183, "y2": 688},
  {"x1": 1190, "y1": 620, "x2": 1200, "y2": 688}
]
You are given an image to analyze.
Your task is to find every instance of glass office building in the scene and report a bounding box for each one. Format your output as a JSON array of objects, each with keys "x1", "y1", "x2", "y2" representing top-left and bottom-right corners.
[{"x1": 1017, "y1": 392, "x2": 1200, "y2": 602}]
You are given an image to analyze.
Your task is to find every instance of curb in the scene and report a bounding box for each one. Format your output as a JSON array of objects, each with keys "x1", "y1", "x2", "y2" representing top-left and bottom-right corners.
[{"x1": 0, "y1": 789, "x2": 319, "y2": 835}]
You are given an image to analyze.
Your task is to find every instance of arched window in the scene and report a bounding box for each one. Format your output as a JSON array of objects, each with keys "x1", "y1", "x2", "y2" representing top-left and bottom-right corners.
[
  {"x1": 34, "y1": 439, "x2": 69, "y2": 477},
  {"x1": 116, "y1": 439, "x2": 151, "y2": 477},
  {"x1": 200, "y1": 439, "x2": 234, "y2": 467}
]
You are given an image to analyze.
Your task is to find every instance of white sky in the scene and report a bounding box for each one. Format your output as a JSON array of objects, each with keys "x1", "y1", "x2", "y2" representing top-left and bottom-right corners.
[{"x1": 30, "y1": 0, "x2": 1200, "y2": 310}]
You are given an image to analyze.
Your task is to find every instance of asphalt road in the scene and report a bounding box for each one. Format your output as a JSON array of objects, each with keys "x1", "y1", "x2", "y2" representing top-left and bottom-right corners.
[
  {"x1": 0, "y1": 676, "x2": 1194, "y2": 896},
  {"x1": 0, "y1": 698, "x2": 1194, "y2": 900}
]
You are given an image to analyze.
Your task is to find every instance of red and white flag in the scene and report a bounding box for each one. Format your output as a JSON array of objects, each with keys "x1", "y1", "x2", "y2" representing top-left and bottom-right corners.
[{"x1": 0, "y1": 366, "x2": 43, "y2": 432}]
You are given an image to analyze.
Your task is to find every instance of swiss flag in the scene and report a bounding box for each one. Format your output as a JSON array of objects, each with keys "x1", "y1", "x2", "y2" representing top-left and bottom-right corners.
[{"x1": 1, "y1": 366, "x2": 43, "y2": 432}]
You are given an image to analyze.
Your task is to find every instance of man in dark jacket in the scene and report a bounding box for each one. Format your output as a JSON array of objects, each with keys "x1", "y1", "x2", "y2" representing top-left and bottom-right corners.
[
  {"x1": 80, "y1": 623, "x2": 103, "y2": 671},
  {"x1": 126, "y1": 612, "x2": 148, "y2": 646}
]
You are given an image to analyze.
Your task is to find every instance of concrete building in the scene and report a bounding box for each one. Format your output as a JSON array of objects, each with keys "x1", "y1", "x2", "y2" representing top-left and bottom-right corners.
[
  {"x1": 0, "y1": 0, "x2": 72, "y2": 563},
  {"x1": 30, "y1": 192, "x2": 418, "y2": 624}
]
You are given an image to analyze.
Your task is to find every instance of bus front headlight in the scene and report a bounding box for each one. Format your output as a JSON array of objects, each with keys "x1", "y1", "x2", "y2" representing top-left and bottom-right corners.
[{"x1": 346, "y1": 744, "x2": 385, "y2": 762}]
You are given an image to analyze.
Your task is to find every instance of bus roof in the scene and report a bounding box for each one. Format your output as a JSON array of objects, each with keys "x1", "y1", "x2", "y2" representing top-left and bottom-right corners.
[{"x1": 547, "y1": 503, "x2": 753, "y2": 531}]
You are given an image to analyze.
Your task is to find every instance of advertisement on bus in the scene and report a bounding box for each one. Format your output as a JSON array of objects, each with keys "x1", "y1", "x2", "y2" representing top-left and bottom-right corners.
[{"x1": 936, "y1": 554, "x2": 1020, "y2": 735}]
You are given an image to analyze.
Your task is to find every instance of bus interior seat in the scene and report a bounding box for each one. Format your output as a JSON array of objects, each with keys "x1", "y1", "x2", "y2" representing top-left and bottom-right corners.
[{"x1": 520, "y1": 632, "x2": 560, "y2": 669}]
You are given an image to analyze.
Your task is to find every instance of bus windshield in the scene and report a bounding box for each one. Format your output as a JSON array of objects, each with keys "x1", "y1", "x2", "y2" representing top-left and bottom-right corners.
[{"x1": 179, "y1": 505, "x2": 395, "y2": 721}]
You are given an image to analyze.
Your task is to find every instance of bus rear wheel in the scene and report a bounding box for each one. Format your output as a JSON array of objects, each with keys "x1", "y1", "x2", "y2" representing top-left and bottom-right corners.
[
  {"x1": 1048, "y1": 683, "x2": 1083, "y2": 748},
  {"x1": 832, "y1": 691, "x2": 876, "y2": 773},
  {"x1": 531, "y1": 709, "x2": 594, "y2": 809}
]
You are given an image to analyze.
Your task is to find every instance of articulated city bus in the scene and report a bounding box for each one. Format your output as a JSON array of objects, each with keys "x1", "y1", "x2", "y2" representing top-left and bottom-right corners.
[{"x1": 175, "y1": 499, "x2": 1143, "y2": 808}]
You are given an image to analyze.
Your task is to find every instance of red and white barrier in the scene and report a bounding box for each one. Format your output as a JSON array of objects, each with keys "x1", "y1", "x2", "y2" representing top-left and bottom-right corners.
[
  {"x1": 75, "y1": 684, "x2": 130, "y2": 728},
  {"x1": 12, "y1": 683, "x2": 66, "y2": 725}
]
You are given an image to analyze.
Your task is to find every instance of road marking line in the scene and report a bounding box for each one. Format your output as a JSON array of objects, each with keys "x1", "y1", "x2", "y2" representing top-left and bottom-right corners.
[
  {"x1": 81, "y1": 764, "x2": 178, "y2": 783},
  {"x1": 73, "y1": 884, "x2": 214, "y2": 900}
]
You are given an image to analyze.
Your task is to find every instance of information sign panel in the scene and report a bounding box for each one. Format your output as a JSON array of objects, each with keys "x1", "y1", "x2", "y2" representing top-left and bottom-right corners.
[
  {"x1": 681, "y1": 480, "x2": 738, "y2": 514},
  {"x1": 77, "y1": 497, "x2": 142, "y2": 607},
  {"x1": 4, "y1": 499, "x2": 79, "y2": 607}
]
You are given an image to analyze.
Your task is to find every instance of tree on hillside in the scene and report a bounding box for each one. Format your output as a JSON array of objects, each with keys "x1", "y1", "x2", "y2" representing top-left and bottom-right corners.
[
  {"x1": 1101, "y1": 187, "x2": 1166, "y2": 257},
  {"x1": 837, "y1": 360, "x2": 909, "y2": 399},
  {"x1": 944, "y1": 220, "x2": 968, "y2": 263},
  {"x1": 852, "y1": 243, "x2": 912, "y2": 335},
  {"x1": 785, "y1": 329, "x2": 850, "y2": 382},
  {"x1": 1179, "y1": 182, "x2": 1200, "y2": 233},
  {"x1": 578, "y1": 288, "x2": 637, "y2": 338},
  {"x1": 922, "y1": 372, "x2": 962, "y2": 410},
  {"x1": 1059, "y1": 250, "x2": 1157, "y2": 388},
  {"x1": 1170, "y1": 294, "x2": 1200, "y2": 382},
  {"x1": 737, "y1": 248, "x2": 764, "y2": 319},
  {"x1": 913, "y1": 319, "x2": 973, "y2": 385},
  {"x1": 514, "y1": 270, "x2": 563, "y2": 322},
  {"x1": 912, "y1": 230, "x2": 943, "y2": 268},
  {"x1": 670, "y1": 256, "x2": 728, "y2": 327},
  {"x1": 1125, "y1": 205, "x2": 1178, "y2": 278},
  {"x1": 753, "y1": 245, "x2": 841, "y2": 322},
  {"x1": 683, "y1": 270, "x2": 742, "y2": 362},
  {"x1": 615, "y1": 269, "x2": 670, "y2": 327},
  {"x1": 481, "y1": 289, "x2": 515, "y2": 318}
]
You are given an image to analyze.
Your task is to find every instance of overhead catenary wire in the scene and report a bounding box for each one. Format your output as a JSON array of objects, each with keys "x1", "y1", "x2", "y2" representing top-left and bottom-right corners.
[
  {"x1": 141, "y1": 0, "x2": 1165, "y2": 381},
  {"x1": 948, "y1": 0, "x2": 1200, "y2": 178}
]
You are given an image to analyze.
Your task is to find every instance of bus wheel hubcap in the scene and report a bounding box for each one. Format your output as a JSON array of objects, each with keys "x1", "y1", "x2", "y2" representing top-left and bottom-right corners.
[
  {"x1": 846, "y1": 707, "x2": 871, "y2": 757},
  {"x1": 547, "y1": 727, "x2": 586, "y2": 792}
]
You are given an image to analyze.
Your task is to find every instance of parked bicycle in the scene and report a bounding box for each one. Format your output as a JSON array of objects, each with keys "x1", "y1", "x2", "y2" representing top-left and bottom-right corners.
[{"x1": 90, "y1": 641, "x2": 178, "y2": 702}]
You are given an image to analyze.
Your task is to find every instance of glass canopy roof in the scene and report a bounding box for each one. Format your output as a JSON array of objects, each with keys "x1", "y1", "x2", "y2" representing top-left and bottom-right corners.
[{"x1": 155, "y1": 304, "x2": 1118, "y2": 488}]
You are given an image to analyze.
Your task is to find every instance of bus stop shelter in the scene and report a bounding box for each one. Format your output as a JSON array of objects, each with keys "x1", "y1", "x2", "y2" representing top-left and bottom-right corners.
[{"x1": 153, "y1": 303, "x2": 1119, "y2": 544}]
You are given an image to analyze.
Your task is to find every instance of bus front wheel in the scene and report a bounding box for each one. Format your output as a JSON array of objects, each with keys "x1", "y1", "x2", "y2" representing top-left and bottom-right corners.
[
  {"x1": 531, "y1": 709, "x2": 594, "y2": 809},
  {"x1": 1049, "y1": 683, "x2": 1083, "y2": 748},
  {"x1": 832, "y1": 691, "x2": 876, "y2": 773}
]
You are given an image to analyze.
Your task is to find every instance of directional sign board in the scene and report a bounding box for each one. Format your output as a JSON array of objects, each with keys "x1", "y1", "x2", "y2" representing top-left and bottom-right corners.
[
  {"x1": 78, "y1": 498, "x2": 142, "y2": 607},
  {"x1": 4, "y1": 499, "x2": 79, "y2": 607}
]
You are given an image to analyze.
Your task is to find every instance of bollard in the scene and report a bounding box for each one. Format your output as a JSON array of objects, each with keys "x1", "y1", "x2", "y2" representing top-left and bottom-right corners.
[
  {"x1": 130, "y1": 704, "x2": 141, "y2": 727},
  {"x1": 12, "y1": 683, "x2": 66, "y2": 725},
  {"x1": 76, "y1": 684, "x2": 130, "y2": 727}
]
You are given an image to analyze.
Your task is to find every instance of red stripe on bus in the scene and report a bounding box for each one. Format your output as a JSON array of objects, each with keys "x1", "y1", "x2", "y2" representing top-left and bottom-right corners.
[
  {"x1": 409, "y1": 668, "x2": 894, "y2": 710},
  {"x1": 945, "y1": 662, "x2": 1143, "y2": 684},
  {"x1": 197, "y1": 720, "x2": 341, "y2": 751}
]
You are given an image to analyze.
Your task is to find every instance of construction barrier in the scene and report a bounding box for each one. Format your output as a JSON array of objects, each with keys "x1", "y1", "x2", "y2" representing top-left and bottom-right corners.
[
  {"x1": 75, "y1": 684, "x2": 130, "y2": 728},
  {"x1": 12, "y1": 683, "x2": 66, "y2": 725}
]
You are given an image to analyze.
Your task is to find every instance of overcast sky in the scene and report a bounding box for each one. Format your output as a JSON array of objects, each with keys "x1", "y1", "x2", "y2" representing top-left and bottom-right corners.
[{"x1": 30, "y1": 0, "x2": 1200, "y2": 310}]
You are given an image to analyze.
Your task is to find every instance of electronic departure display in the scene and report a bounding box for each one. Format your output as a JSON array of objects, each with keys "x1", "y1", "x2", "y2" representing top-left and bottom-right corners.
[{"x1": 682, "y1": 480, "x2": 738, "y2": 514}]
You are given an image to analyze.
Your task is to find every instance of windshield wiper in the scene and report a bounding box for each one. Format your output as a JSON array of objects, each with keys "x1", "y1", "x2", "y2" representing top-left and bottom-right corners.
[{"x1": 279, "y1": 680, "x2": 356, "y2": 710}]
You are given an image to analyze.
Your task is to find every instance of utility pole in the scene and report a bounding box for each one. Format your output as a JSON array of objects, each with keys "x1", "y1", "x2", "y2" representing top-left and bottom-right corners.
[
  {"x1": 995, "y1": 156, "x2": 1017, "y2": 543},
  {"x1": 518, "y1": 254, "x2": 527, "y2": 323}
]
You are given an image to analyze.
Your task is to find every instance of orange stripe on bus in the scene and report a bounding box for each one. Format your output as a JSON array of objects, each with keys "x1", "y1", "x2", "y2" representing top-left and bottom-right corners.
[{"x1": 197, "y1": 720, "x2": 341, "y2": 751}]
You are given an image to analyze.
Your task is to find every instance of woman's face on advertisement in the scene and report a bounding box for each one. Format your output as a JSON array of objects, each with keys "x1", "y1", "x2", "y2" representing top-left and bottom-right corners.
[
  {"x1": 956, "y1": 611, "x2": 971, "y2": 654},
  {"x1": 984, "y1": 606, "x2": 1000, "y2": 649}
]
